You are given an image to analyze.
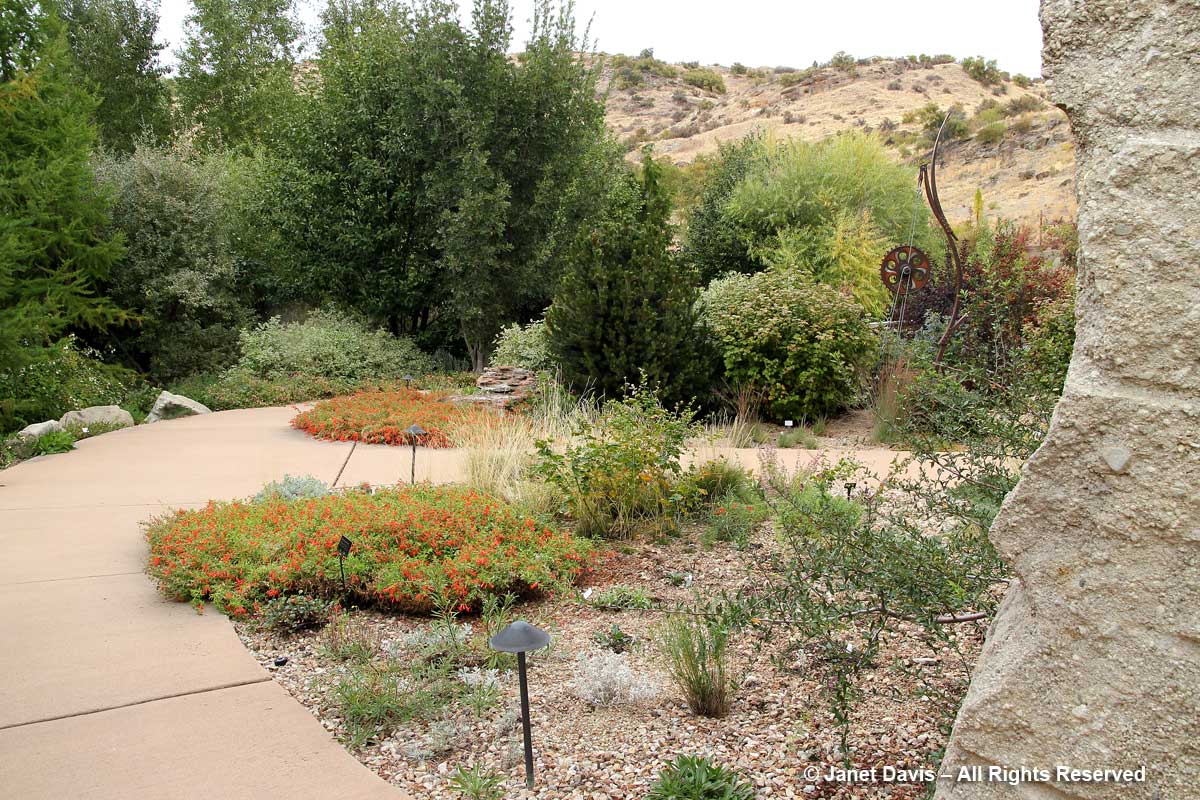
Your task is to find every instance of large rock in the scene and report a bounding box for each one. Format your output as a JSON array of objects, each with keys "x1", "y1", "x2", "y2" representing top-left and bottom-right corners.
[
  {"x1": 143, "y1": 391, "x2": 212, "y2": 423},
  {"x1": 15, "y1": 420, "x2": 63, "y2": 439},
  {"x1": 935, "y1": 3, "x2": 1199, "y2": 799},
  {"x1": 59, "y1": 405, "x2": 134, "y2": 429},
  {"x1": 451, "y1": 366, "x2": 538, "y2": 409}
]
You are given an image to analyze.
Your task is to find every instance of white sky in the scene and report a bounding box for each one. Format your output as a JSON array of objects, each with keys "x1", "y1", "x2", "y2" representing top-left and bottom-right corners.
[{"x1": 155, "y1": 0, "x2": 1044, "y2": 77}]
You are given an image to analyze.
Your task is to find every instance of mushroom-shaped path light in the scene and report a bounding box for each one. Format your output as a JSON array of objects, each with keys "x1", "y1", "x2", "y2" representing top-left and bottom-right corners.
[
  {"x1": 489, "y1": 621, "x2": 551, "y2": 788},
  {"x1": 403, "y1": 424, "x2": 428, "y2": 485}
]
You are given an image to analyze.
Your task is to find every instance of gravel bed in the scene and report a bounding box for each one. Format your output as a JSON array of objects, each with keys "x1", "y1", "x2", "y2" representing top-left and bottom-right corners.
[{"x1": 236, "y1": 522, "x2": 985, "y2": 799}]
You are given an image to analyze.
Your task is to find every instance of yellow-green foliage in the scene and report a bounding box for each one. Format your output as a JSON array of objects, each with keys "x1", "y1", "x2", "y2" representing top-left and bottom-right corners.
[{"x1": 682, "y1": 68, "x2": 726, "y2": 94}]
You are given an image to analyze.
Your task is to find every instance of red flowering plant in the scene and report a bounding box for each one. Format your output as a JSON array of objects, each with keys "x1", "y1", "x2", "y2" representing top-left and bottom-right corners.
[
  {"x1": 291, "y1": 388, "x2": 498, "y2": 447},
  {"x1": 146, "y1": 485, "x2": 596, "y2": 617}
]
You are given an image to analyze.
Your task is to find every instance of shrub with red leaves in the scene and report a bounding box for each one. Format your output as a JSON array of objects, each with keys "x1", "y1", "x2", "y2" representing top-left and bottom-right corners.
[
  {"x1": 291, "y1": 388, "x2": 496, "y2": 447},
  {"x1": 146, "y1": 485, "x2": 597, "y2": 617}
]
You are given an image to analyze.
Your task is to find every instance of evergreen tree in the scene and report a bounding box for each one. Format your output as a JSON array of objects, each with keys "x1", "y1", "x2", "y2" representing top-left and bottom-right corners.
[
  {"x1": 0, "y1": 1, "x2": 125, "y2": 377},
  {"x1": 61, "y1": 0, "x2": 170, "y2": 152},
  {"x1": 174, "y1": 0, "x2": 302, "y2": 148},
  {"x1": 547, "y1": 152, "x2": 710, "y2": 407}
]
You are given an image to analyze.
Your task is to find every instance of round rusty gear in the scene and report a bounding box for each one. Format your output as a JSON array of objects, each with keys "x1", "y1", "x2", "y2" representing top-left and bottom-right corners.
[{"x1": 880, "y1": 245, "x2": 931, "y2": 294}]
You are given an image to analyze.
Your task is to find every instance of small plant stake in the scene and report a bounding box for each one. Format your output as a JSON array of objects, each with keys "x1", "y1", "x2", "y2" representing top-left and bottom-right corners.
[
  {"x1": 404, "y1": 423, "x2": 428, "y2": 484},
  {"x1": 337, "y1": 535, "x2": 353, "y2": 597},
  {"x1": 489, "y1": 621, "x2": 551, "y2": 789}
]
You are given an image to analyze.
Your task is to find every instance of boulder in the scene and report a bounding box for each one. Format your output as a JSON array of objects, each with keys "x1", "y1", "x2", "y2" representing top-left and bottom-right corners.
[
  {"x1": 60, "y1": 405, "x2": 134, "y2": 430},
  {"x1": 475, "y1": 366, "x2": 537, "y2": 395},
  {"x1": 143, "y1": 391, "x2": 212, "y2": 423},
  {"x1": 935, "y1": 3, "x2": 1200, "y2": 798},
  {"x1": 16, "y1": 420, "x2": 63, "y2": 439}
]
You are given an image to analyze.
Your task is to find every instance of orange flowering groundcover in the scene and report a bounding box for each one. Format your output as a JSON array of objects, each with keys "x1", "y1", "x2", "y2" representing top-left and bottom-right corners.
[
  {"x1": 291, "y1": 388, "x2": 497, "y2": 448},
  {"x1": 146, "y1": 485, "x2": 596, "y2": 617}
]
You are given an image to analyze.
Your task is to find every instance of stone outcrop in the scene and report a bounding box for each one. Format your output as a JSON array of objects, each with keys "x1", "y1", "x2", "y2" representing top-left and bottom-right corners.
[
  {"x1": 16, "y1": 420, "x2": 63, "y2": 439},
  {"x1": 143, "y1": 391, "x2": 212, "y2": 423},
  {"x1": 60, "y1": 405, "x2": 134, "y2": 429},
  {"x1": 451, "y1": 366, "x2": 538, "y2": 409},
  {"x1": 935, "y1": 3, "x2": 1199, "y2": 798}
]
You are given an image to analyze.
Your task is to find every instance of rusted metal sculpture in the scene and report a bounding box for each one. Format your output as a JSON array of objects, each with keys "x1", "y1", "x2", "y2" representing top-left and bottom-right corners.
[
  {"x1": 919, "y1": 114, "x2": 967, "y2": 366},
  {"x1": 880, "y1": 245, "x2": 931, "y2": 295}
]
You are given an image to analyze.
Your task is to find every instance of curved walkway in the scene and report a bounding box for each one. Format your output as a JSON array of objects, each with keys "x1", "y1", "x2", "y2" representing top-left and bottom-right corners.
[
  {"x1": 0, "y1": 407, "x2": 411, "y2": 800},
  {"x1": 0, "y1": 406, "x2": 911, "y2": 798}
]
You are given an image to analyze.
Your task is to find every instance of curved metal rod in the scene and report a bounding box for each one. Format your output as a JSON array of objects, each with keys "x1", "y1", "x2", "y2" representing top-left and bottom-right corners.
[{"x1": 920, "y1": 113, "x2": 966, "y2": 366}]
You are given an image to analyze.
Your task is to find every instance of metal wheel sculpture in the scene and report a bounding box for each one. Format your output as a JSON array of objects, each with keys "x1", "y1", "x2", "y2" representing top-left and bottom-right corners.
[{"x1": 880, "y1": 245, "x2": 931, "y2": 294}]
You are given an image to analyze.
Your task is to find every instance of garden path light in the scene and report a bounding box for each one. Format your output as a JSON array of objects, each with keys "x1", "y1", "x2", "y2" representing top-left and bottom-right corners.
[{"x1": 489, "y1": 621, "x2": 551, "y2": 789}]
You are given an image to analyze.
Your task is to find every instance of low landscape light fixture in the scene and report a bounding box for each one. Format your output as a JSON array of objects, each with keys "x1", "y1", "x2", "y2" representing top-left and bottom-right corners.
[
  {"x1": 403, "y1": 374, "x2": 414, "y2": 389},
  {"x1": 845, "y1": 482, "x2": 856, "y2": 500},
  {"x1": 337, "y1": 535, "x2": 353, "y2": 595},
  {"x1": 489, "y1": 620, "x2": 551, "y2": 789},
  {"x1": 405, "y1": 424, "x2": 428, "y2": 485}
]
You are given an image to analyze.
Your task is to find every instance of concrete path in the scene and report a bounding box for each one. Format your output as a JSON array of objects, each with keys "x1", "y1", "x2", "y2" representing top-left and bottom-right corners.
[
  {"x1": 0, "y1": 407, "x2": 409, "y2": 799},
  {"x1": 0, "y1": 405, "x2": 912, "y2": 798}
]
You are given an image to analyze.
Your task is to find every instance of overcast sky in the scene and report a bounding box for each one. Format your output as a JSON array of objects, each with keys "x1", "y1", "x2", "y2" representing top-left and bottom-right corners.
[{"x1": 156, "y1": 0, "x2": 1045, "y2": 78}]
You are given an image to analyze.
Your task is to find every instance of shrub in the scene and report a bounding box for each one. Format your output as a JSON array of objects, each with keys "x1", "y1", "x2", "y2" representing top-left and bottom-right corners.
[
  {"x1": 659, "y1": 613, "x2": 735, "y2": 717},
  {"x1": 490, "y1": 319, "x2": 553, "y2": 372},
  {"x1": 572, "y1": 651, "x2": 660, "y2": 706},
  {"x1": 94, "y1": 141, "x2": 254, "y2": 382},
  {"x1": 261, "y1": 594, "x2": 332, "y2": 633},
  {"x1": 700, "y1": 270, "x2": 874, "y2": 420},
  {"x1": 291, "y1": 389, "x2": 496, "y2": 447},
  {"x1": 533, "y1": 385, "x2": 699, "y2": 538},
  {"x1": 145, "y1": 485, "x2": 596, "y2": 616},
  {"x1": 1004, "y1": 95, "x2": 1044, "y2": 116},
  {"x1": 701, "y1": 494, "x2": 767, "y2": 550},
  {"x1": 0, "y1": 336, "x2": 142, "y2": 433},
  {"x1": 681, "y1": 133, "x2": 766, "y2": 284},
  {"x1": 680, "y1": 459, "x2": 759, "y2": 507},
  {"x1": 682, "y1": 69, "x2": 726, "y2": 94},
  {"x1": 34, "y1": 430, "x2": 77, "y2": 456},
  {"x1": 236, "y1": 310, "x2": 431, "y2": 383},
  {"x1": 1021, "y1": 284, "x2": 1076, "y2": 396},
  {"x1": 1012, "y1": 73, "x2": 1033, "y2": 88},
  {"x1": 253, "y1": 474, "x2": 331, "y2": 503},
  {"x1": 828, "y1": 50, "x2": 855, "y2": 70},
  {"x1": 777, "y1": 69, "x2": 813, "y2": 87},
  {"x1": 975, "y1": 121, "x2": 1006, "y2": 144},
  {"x1": 648, "y1": 756, "x2": 755, "y2": 800},
  {"x1": 448, "y1": 764, "x2": 505, "y2": 800},
  {"x1": 961, "y1": 55, "x2": 1003, "y2": 85},
  {"x1": 588, "y1": 584, "x2": 654, "y2": 611}
]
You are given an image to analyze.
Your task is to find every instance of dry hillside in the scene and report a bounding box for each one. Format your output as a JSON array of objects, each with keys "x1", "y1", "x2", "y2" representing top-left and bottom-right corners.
[{"x1": 599, "y1": 56, "x2": 1076, "y2": 225}]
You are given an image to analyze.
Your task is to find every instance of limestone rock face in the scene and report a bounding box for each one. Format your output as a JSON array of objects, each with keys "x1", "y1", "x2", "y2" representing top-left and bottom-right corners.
[
  {"x1": 935, "y1": 3, "x2": 1200, "y2": 798},
  {"x1": 16, "y1": 420, "x2": 63, "y2": 439},
  {"x1": 143, "y1": 391, "x2": 212, "y2": 423},
  {"x1": 60, "y1": 405, "x2": 134, "y2": 429}
]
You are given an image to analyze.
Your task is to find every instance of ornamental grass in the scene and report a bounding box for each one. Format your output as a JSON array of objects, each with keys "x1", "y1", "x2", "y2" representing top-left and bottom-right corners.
[
  {"x1": 146, "y1": 485, "x2": 596, "y2": 617},
  {"x1": 291, "y1": 388, "x2": 498, "y2": 447}
]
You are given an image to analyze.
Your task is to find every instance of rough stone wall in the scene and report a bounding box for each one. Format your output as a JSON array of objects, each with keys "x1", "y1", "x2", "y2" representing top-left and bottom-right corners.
[{"x1": 934, "y1": 2, "x2": 1199, "y2": 798}]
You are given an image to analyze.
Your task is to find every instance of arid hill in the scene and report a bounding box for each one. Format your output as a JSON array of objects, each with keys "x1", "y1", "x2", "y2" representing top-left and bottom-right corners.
[{"x1": 599, "y1": 55, "x2": 1075, "y2": 226}]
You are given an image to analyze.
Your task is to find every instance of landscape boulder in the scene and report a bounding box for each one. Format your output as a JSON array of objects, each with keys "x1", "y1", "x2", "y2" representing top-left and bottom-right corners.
[
  {"x1": 143, "y1": 391, "x2": 212, "y2": 423},
  {"x1": 60, "y1": 405, "x2": 134, "y2": 430},
  {"x1": 451, "y1": 366, "x2": 538, "y2": 409},
  {"x1": 16, "y1": 420, "x2": 63, "y2": 439}
]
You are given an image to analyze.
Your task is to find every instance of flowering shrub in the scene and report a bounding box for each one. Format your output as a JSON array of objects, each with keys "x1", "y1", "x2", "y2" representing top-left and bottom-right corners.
[
  {"x1": 291, "y1": 388, "x2": 497, "y2": 448},
  {"x1": 146, "y1": 485, "x2": 596, "y2": 617}
]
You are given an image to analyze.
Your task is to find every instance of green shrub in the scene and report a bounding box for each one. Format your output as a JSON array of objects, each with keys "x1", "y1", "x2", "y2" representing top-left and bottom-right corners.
[
  {"x1": 587, "y1": 584, "x2": 654, "y2": 611},
  {"x1": 961, "y1": 55, "x2": 1003, "y2": 85},
  {"x1": 34, "y1": 430, "x2": 77, "y2": 455},
  {"x1": 658, "y1": 613, "x2": 735, "y2": 717},
  {"x1": 448, "y1": 764, "x2": 504, "y2": 800},
  {"x1": 94, "y1": 141, "x2": 254, "y2": 382},
  {"x1": 975, "y1": 121, "x2": 1006, "y2": 144},
  {"x1": 0, "y1": 337, "x2": 143, "y2": 432},
  {"x1": 682, "y1": 69, "x2": 726, "y2": 94},
  {"x1": 1021, "y1": 285, "x2": 1075, "y2": 396},
  {"x1": 828, "y1": 50, "x2": 855, "y2": 70},
  {"x1": 236, "y1": 310, "x2": 431, "y2": 383},
  {"x1": 261, "y1": 594, "x2": 333, "y2": 633},
  {"x1": 490, "y1": 319, "x2": 554, "y2": 371},
  {"x1": 534, "y1": 385, "x2": 699, "y2": 538},
  {"x1": 680, "y1": 458, "x2": 759, "y2": 507},
  {"x1": 1012, "y1": 73, "x2": 1033, "y2": 88},
  {"x1": 648, "y1": 755, "x2": 755, "y2": 800},
  {"x1": 700, "y1": 270, "x2": 874, "y2": 420},
  {"x1": 778, "y1": 426, "x2": 817, "y2": 448},
  {"x1": 701, "y1": 493, "x2": 767, "y2": 550}
]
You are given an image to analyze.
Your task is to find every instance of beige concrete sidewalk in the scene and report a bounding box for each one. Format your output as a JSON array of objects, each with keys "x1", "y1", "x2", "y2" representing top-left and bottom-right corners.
[{"x1": 0, "y1": 407, "x2": 405, "y2": 799}]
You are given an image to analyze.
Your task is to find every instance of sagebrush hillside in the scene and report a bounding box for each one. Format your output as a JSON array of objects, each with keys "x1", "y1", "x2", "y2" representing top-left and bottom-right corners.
[{"x1": 599, "y1": 55, "x2": 1075, "y2": 225}]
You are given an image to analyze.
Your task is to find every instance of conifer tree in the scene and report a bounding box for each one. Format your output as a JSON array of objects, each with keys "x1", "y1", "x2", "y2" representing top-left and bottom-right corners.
[
  {"x1": 0, "y1": 1, "x2": 125, "y2": 375},
  {"x1": 547, "y1": 152, "x2": 710, "y2": 407}
]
